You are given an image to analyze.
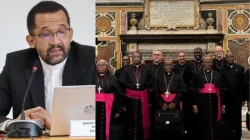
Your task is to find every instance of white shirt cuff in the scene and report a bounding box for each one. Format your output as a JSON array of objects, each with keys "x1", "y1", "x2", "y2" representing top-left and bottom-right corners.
[{"x1": 0, "y1": 120, "x2": 10, "y2": 131}]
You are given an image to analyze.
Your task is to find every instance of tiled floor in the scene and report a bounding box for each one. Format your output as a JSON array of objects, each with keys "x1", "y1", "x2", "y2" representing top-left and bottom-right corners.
[
  {"x1": 242, "y1": 104, "x2": 249, "y2": 140},
  {"x1": 242, "y1": 127, "x2": 249, "y2": 140}
]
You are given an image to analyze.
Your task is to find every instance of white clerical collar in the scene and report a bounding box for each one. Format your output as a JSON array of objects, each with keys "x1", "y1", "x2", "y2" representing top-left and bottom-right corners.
[
  {"x1": 226, "y1": 63, "x2": 234, "y2": 68},
  {"x1": 39, "y1": 56, "x2": 67, "y2": 72},
  {"x1": 179, "y1": 63, "x2": 185, "y2": 65},
  {"x1": 204, "y1": 69, "x2": 212, "y2": 73},
  {"x1": 216, "y1": 57, "x2": 223, "y2": 61},
  {"x1": 166, "y1": 72, "x2": 172, "y2": 75},
  {"x1": 195, "y1": 59, "x2": 203, "y2": 63},
  {"x1": 153, "y1": 61, "x2": 160, "y2": 65},
  {"x1": 99, "y1": 73, "x2": 106, "y2": 77},
  {"x1": 134, "y1": 64, "x2": 141, "y2": 67}
]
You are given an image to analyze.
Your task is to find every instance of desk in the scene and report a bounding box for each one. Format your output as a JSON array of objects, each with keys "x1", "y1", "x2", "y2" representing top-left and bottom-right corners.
[{"x1": 4, "y1": 136, "x2": 95, "y2": 140}]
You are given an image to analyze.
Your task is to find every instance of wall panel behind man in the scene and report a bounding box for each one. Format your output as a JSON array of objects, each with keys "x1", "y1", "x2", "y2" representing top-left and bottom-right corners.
[{"x1": 0, "y1": 0, "x2": 95, "y2": 118}]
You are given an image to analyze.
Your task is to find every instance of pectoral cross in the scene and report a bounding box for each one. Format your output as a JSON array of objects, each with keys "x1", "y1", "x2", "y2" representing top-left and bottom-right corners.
[
  {"x1": 136, "y1": 83, "x2": 140, "y2": 89},
  {"x1": 208, "y1": 87, "x2": 212, "y2": 93},
  {"x1": 165, "y1": 90, "x2": 170, "y2": 97},
  {"x1": 97, "y1": 86, "x2": 102, "y2": 93}
]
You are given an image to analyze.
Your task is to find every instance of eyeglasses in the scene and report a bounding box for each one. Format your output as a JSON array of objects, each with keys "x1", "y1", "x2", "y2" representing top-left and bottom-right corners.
[{"x1": 34, "y1": 28, "x2": 71, "y2": 41}]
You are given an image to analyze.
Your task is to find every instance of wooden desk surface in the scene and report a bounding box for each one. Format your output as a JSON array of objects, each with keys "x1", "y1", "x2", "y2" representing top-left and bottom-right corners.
[{"x1": 4, "y1": 136, "x2": 95, "y2": 140}]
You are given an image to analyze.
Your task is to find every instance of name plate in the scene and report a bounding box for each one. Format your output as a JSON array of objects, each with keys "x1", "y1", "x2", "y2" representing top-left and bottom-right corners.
[{"x1": 70, "y1": 120, "x2": 95, "y2": 137}]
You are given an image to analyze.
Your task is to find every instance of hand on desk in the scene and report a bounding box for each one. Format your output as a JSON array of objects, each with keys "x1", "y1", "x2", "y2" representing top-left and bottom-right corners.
[
  {"x1": 15, "y1": 107, "x2": 45, "y2": 126},
  {"x1": 30, "y1": 106, "x2": 51, "y2": 130}
]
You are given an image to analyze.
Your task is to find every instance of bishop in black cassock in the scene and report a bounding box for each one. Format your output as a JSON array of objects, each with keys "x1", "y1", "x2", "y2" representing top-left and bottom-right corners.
[
  {"x1": 119, "y1": 52, "x2": 153, "y2": 140},
  {"x1": 192, "y1": 55, "x2": 226, "y2": 140},
  {"x1": 153, "y1": 58, "x2": 186, "y2": 140},
  {"x1": 96, "y1": 59, "x2": 125, "y2": 140}
]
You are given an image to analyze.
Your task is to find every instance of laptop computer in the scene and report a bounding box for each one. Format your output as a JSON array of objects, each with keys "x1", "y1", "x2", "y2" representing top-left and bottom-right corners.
[{"x1": 44, "y1": 85, "x2": 96, "y2": 136}]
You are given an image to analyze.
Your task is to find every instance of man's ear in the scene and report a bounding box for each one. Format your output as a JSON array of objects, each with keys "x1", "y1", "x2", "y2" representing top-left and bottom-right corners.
[
  {"x1": 69, "y1": 28, "x2": 73, "y2": 42},
  {"x1": 26, "y1": 35, "x2": 35, "y2": 48}
]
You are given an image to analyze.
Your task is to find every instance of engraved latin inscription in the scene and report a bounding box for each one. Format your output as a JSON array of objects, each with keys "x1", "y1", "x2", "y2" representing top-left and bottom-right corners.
[{"x1": 149, "y1": 1, "x2": 195, "y2": 27}]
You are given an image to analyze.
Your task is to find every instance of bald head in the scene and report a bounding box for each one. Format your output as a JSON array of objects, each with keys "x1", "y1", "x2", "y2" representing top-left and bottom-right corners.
[
  {"x1": 194, "y1": 47, "x2": 202, "y2": 52},
  {"x1": 215, "y1": 46, "x2": 224, "y2": 60},
  {"x1": 96, "y1": 59, "x2": 108, "y2": 66},
  {"x1": 226, "y1": 52, "x2": 233, "y2": 57},
  {"x1": 194, "y1": 47, "x2": 203, "y2": 61},
  {"x1": 216, "y1": 46, "x2": 223, "y2": 51}
]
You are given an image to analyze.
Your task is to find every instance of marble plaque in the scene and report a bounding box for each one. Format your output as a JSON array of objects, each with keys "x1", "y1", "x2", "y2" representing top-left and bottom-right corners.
[
  {"x1": 146, "y1": 0, "x2": 197, "y2": 28},
  {"x1": 96, "y1": 0, "x2": 142, "y2": 3}
]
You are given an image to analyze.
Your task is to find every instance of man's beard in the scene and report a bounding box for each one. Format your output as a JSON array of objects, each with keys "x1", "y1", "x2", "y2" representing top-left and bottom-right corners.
[{"x1": 39, "y1": 44, "x2": 69, "y2": 65}]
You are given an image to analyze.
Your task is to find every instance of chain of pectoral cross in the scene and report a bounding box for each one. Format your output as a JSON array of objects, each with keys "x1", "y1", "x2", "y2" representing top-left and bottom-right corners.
[
  {"x1": 164, "y1": 73, "x2": 174, "y2": 97},
  {"x1": 132, "y1": 66, "x2": 142, "y2": 89},
  {"x1": 204, "y1": 70, "x2": 213, "y2": 92},
  {"x1": 97, "y1": 75, "x2": 107, "y2": 93}
]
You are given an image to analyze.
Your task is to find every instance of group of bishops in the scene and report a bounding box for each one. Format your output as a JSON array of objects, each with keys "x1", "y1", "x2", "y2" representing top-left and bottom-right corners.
[{"x1": 95, "y1": 46, "x2": 249, "y2": 140}]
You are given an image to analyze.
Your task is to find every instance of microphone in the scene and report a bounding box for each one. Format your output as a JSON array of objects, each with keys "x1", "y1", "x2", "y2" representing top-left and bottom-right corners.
[
  {"x1": 5, "y1": 61, "x2": 43, "y2": 138},
  {"x1": 21, "y1": 66, "x2": 38, "y2": 120}
]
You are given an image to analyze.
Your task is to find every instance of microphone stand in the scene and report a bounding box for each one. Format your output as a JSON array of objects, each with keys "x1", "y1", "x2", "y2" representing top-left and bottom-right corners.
[{"x1": 5, "y1": 66, "x2": 43, "y2": 138}]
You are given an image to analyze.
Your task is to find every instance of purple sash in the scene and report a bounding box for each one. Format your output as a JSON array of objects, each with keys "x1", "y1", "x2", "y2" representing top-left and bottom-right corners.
[
  {"x1": 125, "y1": 89, "x2": 150, "y2": 139},
  {"x1": 198, "y1": 84, "x2": 221, "y2": 121},
  {"x1": 96, "y1": 93, "x2": 114, "y2": 140},
  {"x1": 161, "y1": 93, "x2": 182, "y2": 110}
]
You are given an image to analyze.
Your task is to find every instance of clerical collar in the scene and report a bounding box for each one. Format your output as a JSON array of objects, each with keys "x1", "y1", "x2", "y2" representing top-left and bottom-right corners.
[
  {"x1": 165, "y1": 71, "x2": 172, "y2": 75},
  {"x1": 122, "y1": 65, "x2": 128, "y2": 69},
  {"x1": 216, "y1": 57, "x2": 223, "y2": 61},
  {"x1": 134, "y1": 64, "x2": 141, "y2": 67},
  {"x1": 39, "y1": 56, "x2": 67, "y2": 71},
  {"x1": 99, "y1": 73, "x2": 106, "y2": 77},
  {"x1": 153, "y1": 61, "x2": 160, "y2": 65},
  {"x1": 179, "y1": 63, "x2": 185, "y2": 66},
  {"x1": 227, "y1": 63, "x2": 234, "y2": 68},
  {"x1": 204, "y1": 69, "x2": 211, "y2": 73},
  {"x1": 195, "y1": 59, "x2": 203, "y2": 63}
]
